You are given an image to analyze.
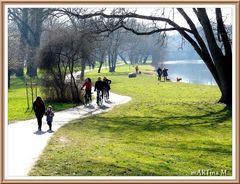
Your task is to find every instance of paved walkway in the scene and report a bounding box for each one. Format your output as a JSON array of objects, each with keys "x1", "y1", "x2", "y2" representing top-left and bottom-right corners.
[{"x1": 7, "y1": 92, "x2": 131, "y2": 178}]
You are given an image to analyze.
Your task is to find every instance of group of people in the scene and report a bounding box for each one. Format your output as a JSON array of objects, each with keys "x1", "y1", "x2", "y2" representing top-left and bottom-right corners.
[
  {"x1": 33, "y1": 76, "x2": 112, "y2": 132},
  {"x1": 81, "y1": 76, "x2": 112, "y2": 102},
  {"x1": 156, "y1": 67, "x2": 169, "y2": 82}
]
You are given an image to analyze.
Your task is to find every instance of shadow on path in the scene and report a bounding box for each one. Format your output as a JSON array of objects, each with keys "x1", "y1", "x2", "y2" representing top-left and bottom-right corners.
[{"x1": 33, "y1": 130, "x2": 47, "y2": 135}]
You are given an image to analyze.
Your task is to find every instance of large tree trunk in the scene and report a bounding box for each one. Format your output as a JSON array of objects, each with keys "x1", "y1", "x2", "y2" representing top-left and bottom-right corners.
[
  {"x1": 26, "y1": 47, "x2": 38, "y2": 78},
  {"x1": 27, "y1": 9, "x2": 44, "y2": 78},
  {"x1": 108, "y1": 51, "x2": 117, "y2": 72},
  {"x1": 8, "y1": 70, "x2": 11, "y2": 88},
  {"x1": 98, "y1": 53, "x2": 105, "y2": 73},
  {"x1": 194, "y1": 8, "x2": 232, "y2": 105},
  {"x1": 16, "y1": 9, "x2": 28, "y2": 77},
  {"x1": 217, "y1": 56, "x2": 232, "y2": 105}
]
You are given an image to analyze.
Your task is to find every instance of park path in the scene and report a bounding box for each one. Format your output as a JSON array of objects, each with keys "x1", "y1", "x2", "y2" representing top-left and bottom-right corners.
[{"x1": 7, "y1": 92, "x2": 131, "y2": 178}]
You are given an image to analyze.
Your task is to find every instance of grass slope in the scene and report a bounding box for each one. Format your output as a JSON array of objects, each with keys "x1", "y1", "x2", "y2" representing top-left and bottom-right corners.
[{"x1": 29, "y1": 65, "x2": 232, "y2": 176}]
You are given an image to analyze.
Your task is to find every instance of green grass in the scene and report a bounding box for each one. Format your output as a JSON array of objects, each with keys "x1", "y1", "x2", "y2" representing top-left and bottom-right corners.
[
  {"x1": 8, "y1": 76, "x2": 76, "y2": 122},
  {"x1": 29, "y1": 64, "x2": 232, "y2": 176}
]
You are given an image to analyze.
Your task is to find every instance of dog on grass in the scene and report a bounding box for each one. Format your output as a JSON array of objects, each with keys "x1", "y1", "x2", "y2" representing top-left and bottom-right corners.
[{"x1": 176, "y1": 77, "x2": 182, "y2": 82}]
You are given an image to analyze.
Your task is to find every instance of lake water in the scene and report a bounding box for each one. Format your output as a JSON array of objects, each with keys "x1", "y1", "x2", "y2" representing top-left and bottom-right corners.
[{"x1": 159, "y1": 60, "x2": 217, "y2": 85}]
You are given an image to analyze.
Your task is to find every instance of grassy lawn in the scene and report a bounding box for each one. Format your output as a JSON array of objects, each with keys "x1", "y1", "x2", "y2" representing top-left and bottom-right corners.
[
  {"x1": 8, "y1": 76, "x2": 76, "y2": 122},
  {"x1": 29, "y1": 64, "x2": 232, "y2": 176}
]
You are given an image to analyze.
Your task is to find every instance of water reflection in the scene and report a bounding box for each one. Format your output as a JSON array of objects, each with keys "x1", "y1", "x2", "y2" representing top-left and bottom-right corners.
[{"x1": 160, "y1": 60, "x2": 217, "y2": 85}]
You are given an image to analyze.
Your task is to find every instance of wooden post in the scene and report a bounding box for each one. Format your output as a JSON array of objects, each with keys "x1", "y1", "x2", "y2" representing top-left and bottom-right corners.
[
  {"x1": 31, "y1": 78, "x2": 34, "y2": 107},
  {"x1": 35, "y1": 77, "x2": 38, "y2": 99},
  {"x1": 25, "y1": 82, "x2": 29, "y2": 109}
]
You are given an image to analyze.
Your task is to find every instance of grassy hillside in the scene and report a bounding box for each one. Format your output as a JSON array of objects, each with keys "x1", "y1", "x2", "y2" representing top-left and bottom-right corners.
[{"x1": 29, "y1": 65, "x2": 232, "y2": 176}]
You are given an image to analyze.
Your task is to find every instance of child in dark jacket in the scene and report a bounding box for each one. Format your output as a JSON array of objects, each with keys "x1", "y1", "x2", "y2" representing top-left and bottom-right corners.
[{"x1": 45, "y1": 105, "x2": 54, "y2": 132}]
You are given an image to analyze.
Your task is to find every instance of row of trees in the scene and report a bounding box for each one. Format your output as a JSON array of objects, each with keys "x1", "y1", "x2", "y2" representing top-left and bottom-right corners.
[{"x1": 8, "y1": 7, "x2": 233, "y2": 105}]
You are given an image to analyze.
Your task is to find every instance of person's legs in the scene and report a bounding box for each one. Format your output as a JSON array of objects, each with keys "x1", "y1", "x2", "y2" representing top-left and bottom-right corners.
[
  {"x1": 84, "y1": 92, "x2": 88, "y2": 104},
  {"x1": 48, "y1": 121, "x2": 52, "y2": 131},
  {"x1": 47, "y1": 121, "x2": 50, "y2": 130},
  {"x1": 96, "y1": 90, "x2": 100, "y2": 104},
  {"x1": 37, "y1": 116, "x2": 42, "y2": 131},
  {"x1": 101, "y1": 90, "x2": 104, "y2": 99},
  {"x1": 107, "y1": 89, "x2": 109, "y2": 99},
  {"x1": 86, "y1": 89, "x2": 92, "y2": 101}
]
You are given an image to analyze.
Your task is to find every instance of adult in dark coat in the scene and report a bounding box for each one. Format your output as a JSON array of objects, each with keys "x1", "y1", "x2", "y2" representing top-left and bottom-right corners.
[
  {"x1": 94, "y1": 77, "x2": 104, "y2": 100},
  {"x1": 163, "y1": 68, "x2": 169, "y2": 82},
  {"x1": 103, "y1": 77, "x2": 112, "y2": 98},
  {"x1": 33, "y1": 96, "x2": 45, "y2": 131},
  {"x1": 156, "y1": 67, "x2": 162, "y2": 81}
]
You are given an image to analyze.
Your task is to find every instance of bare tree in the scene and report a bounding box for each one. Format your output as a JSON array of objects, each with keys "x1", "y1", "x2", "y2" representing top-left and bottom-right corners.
[
  {"x1": 94, "y1": 38, "x2": 108, "y2": 73},
  {"x1": 106, "y1": 30, "x2": 123, "y2": 72},
  {"x1": 38, "y1": 26, "x2": 97, "y2": 103},
  {"x1": 9, "y1": 8, "x2": 53, "y2": 78},
  {"x1": 8, "y1": 22, "x2": 22, "y2": 88}
]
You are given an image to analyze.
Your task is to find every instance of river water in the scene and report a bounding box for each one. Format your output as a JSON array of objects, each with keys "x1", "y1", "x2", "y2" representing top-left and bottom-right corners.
[{"x1": 159, "y1": 60, "x2": 217, "y2": 85}]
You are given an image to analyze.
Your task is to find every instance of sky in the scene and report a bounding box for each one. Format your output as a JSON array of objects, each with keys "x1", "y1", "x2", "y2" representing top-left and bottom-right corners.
[
  {"x1": 6, "y1": 4, "x2": 234, "y2": 36},
  {"x1": 6, "y1": 4, "x2": 234, "y2": 28}
]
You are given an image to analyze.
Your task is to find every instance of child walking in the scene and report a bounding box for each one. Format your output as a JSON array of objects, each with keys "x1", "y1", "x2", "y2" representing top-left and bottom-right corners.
[{"x1": 45, "y1": 105, "x2": 54, "y2": 132}]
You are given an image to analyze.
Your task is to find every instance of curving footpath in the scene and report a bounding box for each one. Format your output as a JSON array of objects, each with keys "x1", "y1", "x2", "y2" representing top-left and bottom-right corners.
[{"x1": 6, "y1": 92, "x2": 131, "y2": 178}]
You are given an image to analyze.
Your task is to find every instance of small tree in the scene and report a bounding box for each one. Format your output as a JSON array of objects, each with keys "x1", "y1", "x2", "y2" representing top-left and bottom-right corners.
[{"x1": 38, "y1": 29, "x2": 96, "y2": 103}]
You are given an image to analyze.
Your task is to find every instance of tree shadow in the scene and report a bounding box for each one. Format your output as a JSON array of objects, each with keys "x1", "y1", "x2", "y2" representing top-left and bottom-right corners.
[{"x1": 91, "y1": 105, "x2": 231, "y2": 134}]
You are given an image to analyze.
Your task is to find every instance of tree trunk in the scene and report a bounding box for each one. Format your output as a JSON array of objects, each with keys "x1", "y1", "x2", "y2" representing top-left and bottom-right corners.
[
  {"x1": 142, "y1": 55, "x2": 149, "y2": 64},
  {"x1": 69, "y1": 59, "x2": 80, "y2": 103},
  {"x1": 194, "y1": 8, "x2": 232, "y2": 105},
  {"x1": 98, "y1": 54, "x2": 105, "y2": 73},
  {"x1": 216, "y1": 55, "x2": 232, "y2": 105},
  {"x1": 26, "y1": 9, "x2": 44, "y2": 78},
  {"x1": 108, "y1": 53, "x2": 113, "y2": 72},
  {"x1": 8, "y1": 70, "x2": 11, "y2": 88},
  {"x1": 80, "y1": 61, "x2": 85, "y2": 81},
  {"x1": 26, "y1": 47, "x2": 37, "y2": 78},
  {"x1": 118, "y1": 53, "x2": 128, "y2": 64},
  {"x1": 15, "y1": 67, "x2": 24, "y2": 76}
]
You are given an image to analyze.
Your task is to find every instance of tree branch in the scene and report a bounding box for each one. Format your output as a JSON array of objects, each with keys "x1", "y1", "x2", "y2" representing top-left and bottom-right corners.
[{"x1": 216, "y1": 8, "x2": 232, "y2": 58}]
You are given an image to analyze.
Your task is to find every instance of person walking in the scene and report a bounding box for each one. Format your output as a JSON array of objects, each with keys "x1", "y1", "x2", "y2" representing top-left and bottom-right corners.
[
  {"x1": 135, "y1": 65, "x2": 139, "y2": 74},
  {"x1": 33, "y1": 96, "x2": 45, "y2": 131},
  {"x1": 103, "y1": 76, "x2": 111, "y2": 99},
  {"x1": 156, "y1": 67, "x2": 162, "y2": 81},
  {"x1": 45, "y1": 105, "x2": 54, "y2": 132},
  {"x1": 163, "y1": 68, "x2": 169, "y2": 82}
]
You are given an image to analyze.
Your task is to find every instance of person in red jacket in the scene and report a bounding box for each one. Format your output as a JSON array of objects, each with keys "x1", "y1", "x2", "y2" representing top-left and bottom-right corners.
[{"x1": 81, "y1": 78, "x2": 92, "y2": 102}]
